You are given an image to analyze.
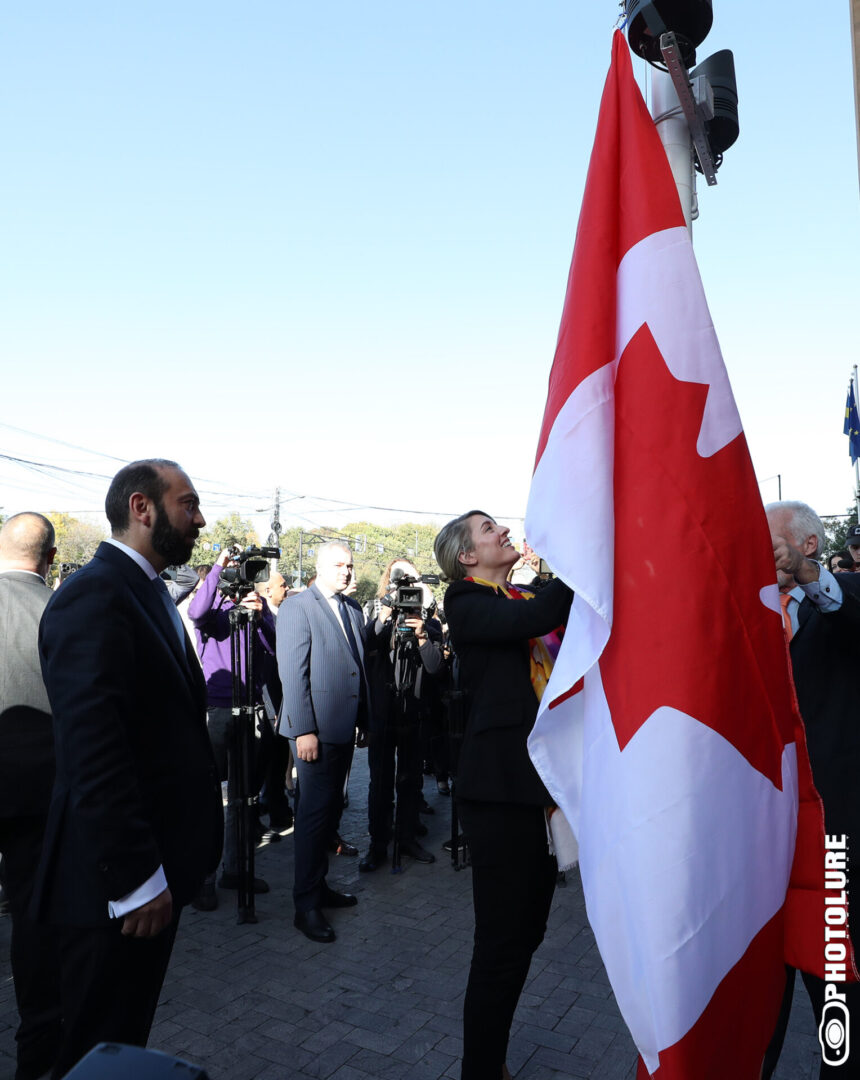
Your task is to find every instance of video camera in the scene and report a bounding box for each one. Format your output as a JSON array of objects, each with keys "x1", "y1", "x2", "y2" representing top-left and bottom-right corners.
[
  {"x1": 217, "y1": 544, "x2": 280, "y2": 601},
  {"x1": 383, "y1": 569, "x2": 440, "y2": 634}
]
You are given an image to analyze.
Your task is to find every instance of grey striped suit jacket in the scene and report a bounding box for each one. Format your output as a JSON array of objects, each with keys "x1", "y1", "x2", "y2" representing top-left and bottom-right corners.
[
  {"x1": 0, "y1": 570, "x2": 54, "y2": 817},
  {"x1": 276, "y1": 584, "x2": 369, "y2": 745}
]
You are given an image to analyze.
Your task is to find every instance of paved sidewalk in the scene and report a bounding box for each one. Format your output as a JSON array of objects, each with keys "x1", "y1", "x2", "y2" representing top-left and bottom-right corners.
[{"x1": 0, "y1": 749, "x2": 822, "y2": 1079}]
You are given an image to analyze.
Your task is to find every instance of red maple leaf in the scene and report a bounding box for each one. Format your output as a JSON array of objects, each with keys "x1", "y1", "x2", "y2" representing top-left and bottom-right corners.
[{"x1": 597, "y1": 325, "x2": 797, "y2": 788}]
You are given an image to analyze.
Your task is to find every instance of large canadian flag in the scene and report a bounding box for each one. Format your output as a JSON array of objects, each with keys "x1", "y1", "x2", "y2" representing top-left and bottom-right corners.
[{"x1": 526, "y1": 31, "x2": 828, "y2": 1078}]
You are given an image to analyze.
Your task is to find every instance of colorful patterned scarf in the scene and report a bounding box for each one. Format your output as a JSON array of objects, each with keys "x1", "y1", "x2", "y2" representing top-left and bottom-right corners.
[{"x1": 465, "y1": 577, "x2": 563, "y2": 702}]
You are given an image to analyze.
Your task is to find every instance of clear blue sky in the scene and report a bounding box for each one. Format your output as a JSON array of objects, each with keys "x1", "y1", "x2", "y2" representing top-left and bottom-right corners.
[{"x1": 2, "y1": 1, "x2": 858, "y2": 542}]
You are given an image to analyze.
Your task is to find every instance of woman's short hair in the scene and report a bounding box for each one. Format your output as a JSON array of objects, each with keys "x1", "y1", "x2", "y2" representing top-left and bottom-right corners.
[{"x1": 433, "y1": 510, "x2": 492, "y2": 582}]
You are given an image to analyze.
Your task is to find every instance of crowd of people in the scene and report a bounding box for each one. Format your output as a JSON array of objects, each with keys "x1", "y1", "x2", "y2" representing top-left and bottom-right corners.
[
  {"x1": 0, "y1": 461, "x2": 515, "y2": 1078},
  {"x1": 1, "y1": 460, "x2": 859, "y2": 1080}
]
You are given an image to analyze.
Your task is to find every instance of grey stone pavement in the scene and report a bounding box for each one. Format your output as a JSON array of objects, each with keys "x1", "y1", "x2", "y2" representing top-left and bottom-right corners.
[{"x1": 0, "y1": 748, "x2": 823, "y2": 1079}]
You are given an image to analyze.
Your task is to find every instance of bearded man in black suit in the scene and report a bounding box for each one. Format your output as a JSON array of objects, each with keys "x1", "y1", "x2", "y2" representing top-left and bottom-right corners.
[{"x1": 34, "y1": 459, "x2": 223, "y2": 1078}]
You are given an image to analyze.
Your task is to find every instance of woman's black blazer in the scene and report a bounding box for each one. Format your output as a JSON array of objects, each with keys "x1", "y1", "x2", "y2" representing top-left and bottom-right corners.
[{"x1": 444, "y1": 577, "x2": 572, "y2": 805}]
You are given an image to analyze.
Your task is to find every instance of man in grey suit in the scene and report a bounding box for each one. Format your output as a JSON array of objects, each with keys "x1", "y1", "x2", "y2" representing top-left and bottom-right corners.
[
  {"x1": 0, "y1": 512, "x2": 62, "y2": 1080},
  {"x1": 277, "y1": 541, "x2": 370, "y2": 942}
]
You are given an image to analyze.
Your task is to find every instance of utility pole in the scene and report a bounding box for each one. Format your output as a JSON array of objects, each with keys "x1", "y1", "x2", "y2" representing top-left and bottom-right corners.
[{"x1": 269, "y1": 487, "x2": 282, "y2": 567}]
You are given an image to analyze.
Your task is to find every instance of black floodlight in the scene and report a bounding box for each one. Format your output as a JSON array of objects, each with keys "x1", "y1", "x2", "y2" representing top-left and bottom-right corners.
[
  {"x1": 626, "y1": 0, "x2": 713, "y2": 67},
  {"x1": 691, "y1": 49, "x2": 739, "y2": 156}
]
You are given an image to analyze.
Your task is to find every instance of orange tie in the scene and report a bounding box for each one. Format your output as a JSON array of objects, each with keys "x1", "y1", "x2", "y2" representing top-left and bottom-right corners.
[{"x1": 779, "y1": 592, "x2": 794, "y2": 643}]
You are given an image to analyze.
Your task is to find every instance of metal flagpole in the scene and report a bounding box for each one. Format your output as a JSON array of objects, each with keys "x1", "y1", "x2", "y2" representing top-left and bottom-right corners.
[
  {"x1": 645, "y1": 32, "x2": 719, "y2": 241},
  {"x1": 853, "y1": 365, "x2": 860, "y2": 520},
  {"x1": 649, "y1": 66, "x2": 696, "y2": 234}
]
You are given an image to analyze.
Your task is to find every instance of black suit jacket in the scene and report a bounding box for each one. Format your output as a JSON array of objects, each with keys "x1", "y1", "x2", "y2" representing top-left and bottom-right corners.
[
  {"x1": 33, "y1": 542, "x2": 223, "y2": 926},
  {"x1": 444, "y1": 577, "x2": 573, "y2": 805},
  {"x1": 0, "y1": 571, "x2": 55, "y2": 818},
  {"x1": 789, "y1": 570, "x2": 860, "y2": 874}
]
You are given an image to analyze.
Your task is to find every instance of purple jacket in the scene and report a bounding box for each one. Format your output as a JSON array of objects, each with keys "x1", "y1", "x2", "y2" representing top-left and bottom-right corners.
[{"x1": 188, "y1": 564, "x2": 277, "y2": 708}]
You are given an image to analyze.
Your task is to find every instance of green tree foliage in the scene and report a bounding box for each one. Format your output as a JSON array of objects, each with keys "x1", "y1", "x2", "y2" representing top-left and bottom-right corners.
[
  {"x1": 275, "y1": 520, "x2": 445, "y2": 598},
  {"x1": 276, "y1": 526, "x2": 305, "y2": 585},
  {"x1": 191, "y1": 512, "x2": 259, "y2": 566},
  {"x1": 46, "y1": 512, "x2": 107, "y2": 568},
  {"x1": 822, "y1": 506, "x2": 859, "y2": 554}
]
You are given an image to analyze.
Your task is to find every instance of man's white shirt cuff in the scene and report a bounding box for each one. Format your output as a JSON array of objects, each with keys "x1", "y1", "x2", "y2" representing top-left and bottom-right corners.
[
  {"x1": 800, "y1": 565, "x2": 843, "y2": 612},
  {"x1": 108, "y1": 866, "x2": 168, "y2": 918}
]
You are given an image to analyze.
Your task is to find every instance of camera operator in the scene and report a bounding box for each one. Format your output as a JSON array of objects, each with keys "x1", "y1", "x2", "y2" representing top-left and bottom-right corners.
[
  {"x1": 187, "y1": 545, "x2": 279, "y2": 909},
  {"x1": 360, "y1": 559, "x2": 445, "y2": 871}
]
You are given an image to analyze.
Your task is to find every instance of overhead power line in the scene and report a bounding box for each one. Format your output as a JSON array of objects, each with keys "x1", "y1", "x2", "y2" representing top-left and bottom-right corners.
[
  {"x1": 0, "y1": 422, "x2": 129, "y2": 464},
  {"x1": 1, "y1": 424, "x2": 526, "y2": 522}
]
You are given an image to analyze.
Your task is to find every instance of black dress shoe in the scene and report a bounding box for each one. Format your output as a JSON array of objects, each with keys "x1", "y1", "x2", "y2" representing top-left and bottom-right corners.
[
  {"x1": 294, "y1": 908, "x2": 336, "y2": 943},
  {"x1": 269, "y1": 813, "x2": 294, "y2": 834},
  {"x1": 359, "y1": 846, "x2": 388, "y2": 873},
  {"x1": 256, "y1": 827, "x2": 282, "y2": 846},
  {"x1": 328, "y1": 836, "x2": 359, "y2": 856},
  {"x1": 191, "y1": 881, "x2": 218, "y2": 912},
  {"x1": 400, "y1": 841, "x2": 436, "y2": 864},
  {"x1": 321, "y1": 887, "x2": 358, "y2": 908},
  {"x1": 218, "y1": 873, "x2": 270, "y2": 893}
]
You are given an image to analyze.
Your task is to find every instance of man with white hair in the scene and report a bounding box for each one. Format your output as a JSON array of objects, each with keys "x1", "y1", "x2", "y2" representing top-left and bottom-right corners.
[
  {"x1": 277, "y1": 541, "x2": 371, "y2": 943},
  {"x1": 763, "y1": 500, "x2": 860, "y2": 1078}
]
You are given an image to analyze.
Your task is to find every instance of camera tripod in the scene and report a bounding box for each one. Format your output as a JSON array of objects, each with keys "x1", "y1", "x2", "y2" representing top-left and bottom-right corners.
[
  {"x1": 228, "y1": 603, "x2": 260, "y2": 924},
  {"x1": 444, "y1": 652, "x2": 470, "y2": 870},
  {"x1": 387, "y1": 622, "x2": 424, "y2": 874}
]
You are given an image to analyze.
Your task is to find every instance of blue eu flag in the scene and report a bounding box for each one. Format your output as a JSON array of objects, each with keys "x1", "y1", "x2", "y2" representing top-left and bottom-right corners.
[{"x1": 844, "y1": 383, "x2": 860, "y2": 465}]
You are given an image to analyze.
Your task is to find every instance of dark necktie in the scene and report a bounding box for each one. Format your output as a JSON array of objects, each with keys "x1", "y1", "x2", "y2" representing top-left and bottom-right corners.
[
  {"x1": 335, "y1": 593, "x2": 362, "y2": 667},
  {"x1": 336, "y1": 594, "x2": 368, "y2": 725}
]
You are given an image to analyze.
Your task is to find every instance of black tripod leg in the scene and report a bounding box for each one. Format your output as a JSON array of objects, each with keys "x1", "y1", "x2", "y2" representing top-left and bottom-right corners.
[
  {"x1": 235, "y1": 708, "x2": 258, "y2": 924},
  {"x1": 450, "y1": 791, "x2": 459, "y2": 870},
  {"x1": 230, "y1": 610, "x2": 258, "y2": 925},
  {"x1": 391, "y1": 745, "x2": 402, "y2": 874}
]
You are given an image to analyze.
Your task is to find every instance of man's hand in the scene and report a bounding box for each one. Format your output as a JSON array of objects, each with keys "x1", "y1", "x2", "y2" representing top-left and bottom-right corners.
[
  {"x1": 296, "y1": 733, "x2": 319, "y2": 762},
  {"x1": 379, "y1": 604, "x2": 394, "y2": 624},
  {"x1": 773, "y1": 535, "x2": 821, "y2": 585},
  {"x1": 121, "y1": 887, "x2": 173, "y2": 938},
  {"x1": 355, "y1": 729, "x2": 369, "y2": 749},
  {"x1": 238, "y1": 592, "x2": 264, "y2": 613},
  {"x1": 403, "y1": 615, "x2": 428, "y2": 643}
]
